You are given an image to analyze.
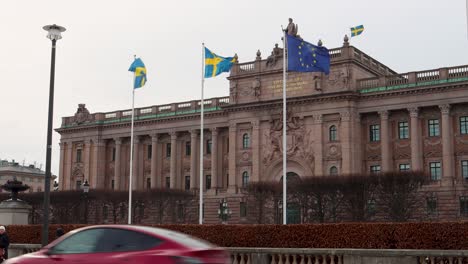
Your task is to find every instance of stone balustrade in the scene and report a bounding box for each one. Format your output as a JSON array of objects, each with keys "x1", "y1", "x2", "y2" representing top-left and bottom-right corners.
[
  {"x1": 61, "y1": 96, "x2": 230, "y2": 128},
  {"x1": 358, "y1": 65, "x2": 468, "y2": 93},
  {"x1": 8, "y1": 244, "x2": 468, "y2": 264}
]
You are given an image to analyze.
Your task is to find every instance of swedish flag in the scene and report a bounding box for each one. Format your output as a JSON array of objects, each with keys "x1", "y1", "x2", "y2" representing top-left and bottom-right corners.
[
  {"x1": 351, "y1": 25, "x2": 364, "y2": 37},
  {"x1": 128, "y1": 58, "x2": 147, "y2": 89},
  {"x1": 204, "y1": 47, "x2": 235, "y2": 78}
]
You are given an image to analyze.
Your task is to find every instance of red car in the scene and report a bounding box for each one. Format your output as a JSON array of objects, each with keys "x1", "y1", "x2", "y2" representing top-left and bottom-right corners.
[{"x1": 6, "y1": 225, "x2": 230, "y2": 264}]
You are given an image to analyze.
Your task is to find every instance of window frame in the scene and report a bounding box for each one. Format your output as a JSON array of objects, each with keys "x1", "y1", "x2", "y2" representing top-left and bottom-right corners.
[
  {"x1": 460, "y1": 116, "x2": 468, "y2": 135},
  {"x1": 185, "y1": 141, "x2": 191, "y2": 156},
  {"x1": 329, "y1": 125, "x2": 337, "y2": 142},
  {"x1": 206, "y1": 139, "x2": 212, "y2": 154},
  {"x1": 242, "y1": 171, "x2": 249, "y2": 187},
  {"x1": 370, "y1": 124, "x2": 380, "y2": 142},
  {"x1": 76, "y1": 149, "x2": 82, "y2": 163},
  {"x1": 462, "y1": 160, "x2": 468, "y2": 179},
  {"x1": 329, "y1": 166, "x2": 338, "y2": 176},
  {"x1": 370, "y1": 165, "x2": 381, "y2": 174},
  {"x1": 429, "y1": 161, "x2": 442, "y2": 180},
  {"x1": 166, "y1": 143, "x2": 171, "y2": 158},
  {"x1": 399, "y1": 164, "x2": 410, "y2": 172},
  {"x1": 428, "y1": 119, "x2": 440, "y2": 137},
  {"x1": 205, "y1": 175, "x2": 211, "y2": 190},
  {"x1": 242, "y1": 133, "x2": 250, "y2": 149},
  {"x1": 398, "y1": 121, "x2": 409, "y2": 139},
  {"x1": 147, "y1": 145, "x2": 152, "y2": 160}
]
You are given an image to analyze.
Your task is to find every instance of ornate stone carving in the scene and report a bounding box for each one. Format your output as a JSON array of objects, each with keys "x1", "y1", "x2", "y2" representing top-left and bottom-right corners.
[
  {"x1": 439, "y1": 104, "x2": 451, "y2": 115},
  {"x1": 408, "y1": 107, "x2": 419, "y2": 118},
  {"x1": 327, "y1": 69, "x2": 348, "y2": 89},
  {"x1": 340, "y1": 111, "x2": 351, "y2": 122},
  {"x1": 211, "y1": 127, "x2": 218, "y2": 136},
  {"x1": 455, "y1": 137, "x2": 468, "y2": 155},
  {"x1": 366, "y1": 143, "x2": 381, "y2": 160},
  {"x1": 252, "y1": 77, "x2": 261, "y2": 98},
  {"x1": 71, "y1": 104, "x2": 94, "y2": 125},
  {"x1": 251, "y1": 120, "x2": 260, "y2": 130},
  {"x1": 241, "y1": 151, "x2": 250, "y2": 161},
  {"x1": 423, "y1": 138, "x2": 442, "y2": 158},
  {"x1": 325, "y1": 144, "x2": 341, "y2": 160},
  {"x1": 313, "y1": 114, "x2": 323, "y2": 124},
  {"x1": 263, "y1": 111, "x2": 314, "y2": 165},
  {"x1": 229, "y1": 123, "x2": 237, "y2": 132},
  {"x1": 229, "y1": 81, "x2": 238, "y2": 102},
  {"x1": 72, "y1": 163, "x2": 84, "y2": 177}
]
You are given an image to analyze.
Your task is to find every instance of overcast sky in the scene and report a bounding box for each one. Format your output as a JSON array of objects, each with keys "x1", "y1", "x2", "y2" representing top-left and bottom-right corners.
[{"x1": 1, "y1": 0, "x2": 467, "y2": 177}]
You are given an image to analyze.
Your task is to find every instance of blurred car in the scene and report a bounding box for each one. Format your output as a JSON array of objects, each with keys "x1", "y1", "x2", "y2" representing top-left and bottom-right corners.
[{"x1": 5, "y1": 225, "x2": 230, "y2": 264}]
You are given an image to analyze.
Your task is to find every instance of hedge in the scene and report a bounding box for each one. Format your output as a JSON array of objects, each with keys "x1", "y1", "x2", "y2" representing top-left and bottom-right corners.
[{"x1": 5, "y1": 222, "x2": 468, "y2": 249}]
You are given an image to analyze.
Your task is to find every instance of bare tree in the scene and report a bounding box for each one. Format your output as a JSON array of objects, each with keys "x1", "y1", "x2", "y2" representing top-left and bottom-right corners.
[
  {"x1": 340, "y1": 174, "x2": 379, "y2": 222},
  {"x1": 377, "y1": 171, "x2": 427, "y2": 222},
  {"x1": 244, "y1": 181, "x2": 281, "y2": 224}
]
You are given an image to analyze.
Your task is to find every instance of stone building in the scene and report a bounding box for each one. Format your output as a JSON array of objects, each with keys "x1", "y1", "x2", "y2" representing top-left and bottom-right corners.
[
  {"x1": 56, "y1": 36, "x2": 468, "y2": 223},
  {"x1": 0, "y1": 159, "x2": 56, "y2": 192}
]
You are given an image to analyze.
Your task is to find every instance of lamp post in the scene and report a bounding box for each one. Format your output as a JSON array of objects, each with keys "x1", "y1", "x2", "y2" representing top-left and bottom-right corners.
[
  {"x1": 83, "y1": 180, "x2": 90, "y2": 224},
  {"x1": 41, "y1": 24, "x2": 66, "y2": 247},
  {"x1": 217, "y1": 198, "x2": 232, "y2": 224}
]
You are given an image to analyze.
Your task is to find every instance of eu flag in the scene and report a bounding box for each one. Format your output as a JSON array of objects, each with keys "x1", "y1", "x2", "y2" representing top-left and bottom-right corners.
[
  {"x1": 205, "y1": 47, "x2": 235, "y2": 78},
  {"x1": 287, "y1": 35, "x2": 330, "y2": 74},
  {"x1": 128, "y1": 58, "x2": 147, "y2": 89}
]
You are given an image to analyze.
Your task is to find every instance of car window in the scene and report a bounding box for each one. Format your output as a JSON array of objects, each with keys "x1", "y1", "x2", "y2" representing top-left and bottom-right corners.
[
  {"x1": 52, "y1": 229, "x2": 105, "y2": 254},
  {"x1": 137, "y1": 226, "x2": 213, "y2": 248},
  {"x1": 94, "y1": 228, "x2": 163, "y2": 253}
]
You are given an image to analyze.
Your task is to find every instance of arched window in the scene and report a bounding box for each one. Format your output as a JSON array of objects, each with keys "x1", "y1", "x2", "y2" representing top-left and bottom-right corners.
[
  {"x1": 242, "y1": 133, "x2": 250, "y2": 149},
  {"x1": 329, "y1": 166, "x2": 338, "y2": 176},
  {"x1": 242, "y1": 171, "x2": 249, "y2": 187},
  {"x1": 329, "y1": 125, "x2": 337, "y2": 141}
]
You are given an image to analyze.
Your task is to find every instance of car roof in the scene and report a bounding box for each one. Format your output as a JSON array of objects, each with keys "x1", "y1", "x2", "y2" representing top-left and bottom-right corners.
[{"x1": 73, "y1": 225, "x2": 214, "y2": 249}]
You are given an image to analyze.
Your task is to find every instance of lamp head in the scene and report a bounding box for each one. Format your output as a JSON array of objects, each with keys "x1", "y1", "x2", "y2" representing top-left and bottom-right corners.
[
  {"x1": 43, "y1": 24, "x2": 66, "y2": 41},
  {"x1": 83, "y1": 180, "x2": 90, "y2": 193}
]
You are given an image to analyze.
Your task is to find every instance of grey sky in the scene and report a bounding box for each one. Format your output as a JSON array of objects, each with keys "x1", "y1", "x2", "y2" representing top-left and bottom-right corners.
[{"x1": 1, "y1": 0, "x2": 467, "y2": 177}]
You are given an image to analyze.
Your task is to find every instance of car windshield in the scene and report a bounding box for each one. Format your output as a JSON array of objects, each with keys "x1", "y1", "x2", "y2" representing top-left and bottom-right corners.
[{"x1": 135, "y1": 226, "x2": 214, "y2": 249}]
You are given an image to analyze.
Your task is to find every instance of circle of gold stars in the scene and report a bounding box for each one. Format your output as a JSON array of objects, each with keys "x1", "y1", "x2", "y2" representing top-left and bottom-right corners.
[{"x1": 297, "y1": 41, "x2": 318, "y2": 69}]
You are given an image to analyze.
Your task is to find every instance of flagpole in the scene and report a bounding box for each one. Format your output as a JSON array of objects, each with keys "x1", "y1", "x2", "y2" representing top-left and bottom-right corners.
[
  {"x1": 128, "y1": 57, "x2": 136, "y2": 225},
  {"x1": 282, "y1": 29, "x2": 287, "y2": 225},
  {"x1": 199, "y1": 43, "x2": 205, "y2": 225}
]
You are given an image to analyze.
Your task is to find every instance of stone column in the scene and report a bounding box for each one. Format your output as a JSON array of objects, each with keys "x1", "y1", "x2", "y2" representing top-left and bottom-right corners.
[
  {"x1": 440, "y1": 104, "x2": 454, "y2": 183},
  {"x1": 190, "y1": 130, "x2": 198, "y2": 189},
  {"x1": 131, "y1": 136, "x2": 140, "y2": 190},
  {"x1": 251, "y1": 120, "x2": 260, "y2": 182},
  {"x1": 340, "y1": 111, "x2": 352, "y2": 174},
  {"x1": 114, "y1": 138, "x2": 122, "y2": 190},
  {"x1": 211, "y1": 128, "x2": 219, "y2": 190},
  {"x1": 65, "y1": 142, "x2": 73, "y2": 190},
  {"x1": 150, "y1": 134, "x2": 159, "y2": 188},
  {"x1": 352, "y1": 114, "x2": 363, "y2": 173},
  {"x1": 228, "y1": 123, "x2": 237, "y2": 193},
  {"x1": 94, "y1": 139, "x2": 107, "y2": 189},
  {"x1": 312, "y1": 114, "x2": 323, "y2": 176},
  {"x1": 170, "y1": 132, "x2": 177, "y2": 189},
  {"x1": 379, "y1": 110, "x2": 392, "y2": 172},
  {"x1": 83, "y1": 139, "x2": 91, "y2": 182},
  {"x1": 58, "y1": 142, "x2": 65, "y2": 190},
  {"x1": 409, "y1": 107, "x2": 422, "y2": 171}
]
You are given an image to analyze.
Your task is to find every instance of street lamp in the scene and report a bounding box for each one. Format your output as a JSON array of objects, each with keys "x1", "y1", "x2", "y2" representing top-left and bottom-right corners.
[
  {"x1": 217, "y1": 198, "x2": 232, "y2": 224},
  {"x1": 82, "y1": 180, "x2": 90, "y2": 223},
  {"x1": 41, "y1": 24, "x2": 66, "y2": 247}
]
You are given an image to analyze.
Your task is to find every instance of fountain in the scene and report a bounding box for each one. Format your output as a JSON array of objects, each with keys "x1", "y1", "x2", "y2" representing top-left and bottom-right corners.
[{"x1": 0, "y1": 177, "x2": 31, "y2": 225}]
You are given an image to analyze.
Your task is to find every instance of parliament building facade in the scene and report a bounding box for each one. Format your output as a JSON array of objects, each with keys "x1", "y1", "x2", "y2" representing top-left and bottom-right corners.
[{"x1": 56, "y1": 37, "x2": 468, "y2": 223}]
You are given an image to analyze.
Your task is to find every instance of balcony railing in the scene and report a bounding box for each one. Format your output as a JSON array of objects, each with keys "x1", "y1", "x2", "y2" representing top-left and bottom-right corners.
[
  {"x1": 358, "y1": 65, "x2": 468, "y2": 94},
  {"x1": 61, "y1": 96, "x2": 230, "y2": 128}
]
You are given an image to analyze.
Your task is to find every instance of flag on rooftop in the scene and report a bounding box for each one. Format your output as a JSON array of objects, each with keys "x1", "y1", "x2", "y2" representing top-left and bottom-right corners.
[
  {"x1": 204, "y1": 47, "x2": 235, "y2": 78},
  {"x1": 351, "y1": 25, "x2": 364, "y2": 37},
  {"x1": 286, "y1": 35, "x2": 330, "y2": 74},
  {"x1": 128, "y1": 58, "x2": 147, "y2": 89}
]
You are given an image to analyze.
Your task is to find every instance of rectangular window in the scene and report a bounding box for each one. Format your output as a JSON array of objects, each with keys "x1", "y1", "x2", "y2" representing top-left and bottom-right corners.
[
  {"x1": 430, "y1": 162, "x2": 442, "y2": 180},
  {"x1": 165, "y1": 177, "x2": 170, "y2": 188},
  {"x1": 399, "y1": 164, "x2": 410, "y2": 171},
  {"x1": 460, "y1": 196, "x2": 468, "y2": 216},
  {"x1": 370, "y1": 124, "x2": 380, "y2": 142},
  {"x1": 76, "y1": 149, "x2": 82, "y2": 163},
  {"x1": 205, "y1": 175, "x2": 211, "y2": 190},
  {"x1": 240, "y1": 202, "x2": 247, "y2": 217},
  {"x1": 185, "y1": 176, "x2": 190, "y2": 191},
  {"x1": 462, "y1": 160, "x2": 468, "y2": 179},
  {"x1": 146, "y1": 178, "x2": 151, "y2": 189},
  {"x1": 111, "y1": 179, "x2": 115, "y2": 190},
  {"x1": 186, "y1": 142, "x2": 191, "y2": 156},
  {"x1": 428, "y1": 119, "x2": 440, "y2": 137},
  {"x1": 370, "y1": 165, "x2": 381, "y2": 174},
  {"x1": 227, "y1": 139, "x2": 229, "y2": 152},
  {"x1": 460, "y1": 116, "x2": 468, "y2": 135},
  {"x1": 112, "y1": 148, "x2": 116, "y2": 161},
  {"x1": 427, "y1": 197, "x2": 437, "y2": 215},
  {"x1": 207, "y1": 140, "x2": 212, "y2": 154},
  {"x1": 147, "y1": 145, "x2": 152, "y2": 160},
  {"x1": 166, "y1": 143, "x2": 171, "y2": 158},
  {"x1": 398, "y1": 121, "x2": 409, "y2": 139}
]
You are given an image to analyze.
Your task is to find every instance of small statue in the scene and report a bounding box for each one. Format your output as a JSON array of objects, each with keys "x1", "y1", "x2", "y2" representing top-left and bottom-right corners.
[
  {"x1": 266, "y1": 51, "x2": 275, "y2": 68},
  {"x1": 286, "y1": 18, "x2": 298, "y2": 37}
]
